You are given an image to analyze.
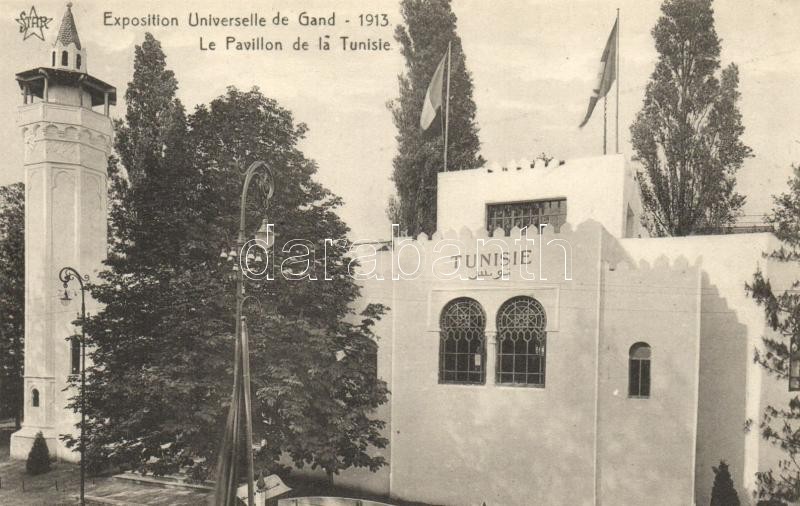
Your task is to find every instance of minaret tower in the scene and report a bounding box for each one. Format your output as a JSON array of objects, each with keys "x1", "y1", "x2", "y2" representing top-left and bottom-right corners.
[{"x1": 10, "y1": 3, "x2": 115, "y2": 461}]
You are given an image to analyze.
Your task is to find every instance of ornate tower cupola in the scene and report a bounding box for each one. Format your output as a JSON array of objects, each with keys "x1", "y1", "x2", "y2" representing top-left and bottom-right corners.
[
  {"x1": 51, "y1": 3, "x2": 86, "y2": 73},
  {"x1": 15, "y1": 2, "x2": 115, "y2": 114}
]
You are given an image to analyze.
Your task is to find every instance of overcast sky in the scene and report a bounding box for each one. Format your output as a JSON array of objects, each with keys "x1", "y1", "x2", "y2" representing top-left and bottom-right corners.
[{"x1": 1, "y1": 0, "x2": 799, "y2": 240}]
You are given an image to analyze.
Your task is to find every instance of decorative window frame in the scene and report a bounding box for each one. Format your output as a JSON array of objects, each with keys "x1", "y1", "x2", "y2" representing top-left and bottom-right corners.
[
  {"x1": 495, "y1": 296, "x2": 548, "y2": 388},
  {"x1": 437, "y1": 297, "x2": 487, "y2": 385},
  {"x1": 429, "y1": 286, "x2": 560, "y2": 388},
  {"x1": 485, "y1": 198, "x2": 568, "y2": 235}
]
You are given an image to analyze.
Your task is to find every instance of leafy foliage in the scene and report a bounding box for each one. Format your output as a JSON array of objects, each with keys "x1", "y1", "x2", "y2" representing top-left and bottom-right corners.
[
  {"x1": 748, "y1": 166, "x2": 800, "y2": 502},
  {"x1": 630, "y1": 0, "x2": 752, "y2": 236},
  {"x1": 389, "y1": 0, "x2": 483, "y2": 236},
  {"x1": 191, "y1": 87, "x2": 389, "y2": 480},
  {"x1": 63, "y1": 33, "x2": 389, "y2": 482},
  {"x1": 0, "y1": 183, "x2": 24, "y2": 427},
  {"x1": 710, "y1": 460, "x2": 740, "y2": 506},
  {"x1": 26, "y1": 432, "x2": 51, "y2": 475}
]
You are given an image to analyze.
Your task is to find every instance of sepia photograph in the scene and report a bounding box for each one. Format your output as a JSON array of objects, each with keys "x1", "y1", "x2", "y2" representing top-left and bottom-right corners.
[{"x1": 0, "y1": 0, "x2": 799, "y2": 504}]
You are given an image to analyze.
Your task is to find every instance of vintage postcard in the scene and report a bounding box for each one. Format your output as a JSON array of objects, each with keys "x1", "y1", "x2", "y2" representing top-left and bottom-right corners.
[{"x1": 0, "y1": 1, "x2": 799, "y2": 505}]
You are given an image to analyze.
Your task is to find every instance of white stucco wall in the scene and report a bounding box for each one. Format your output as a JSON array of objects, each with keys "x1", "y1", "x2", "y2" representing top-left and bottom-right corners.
[
  {"x1": 619, "y1": 233, "x2": 788, "y2": 505},
  {"x1": 437, "y1": 154, "x2": 642, "y2": 238}
]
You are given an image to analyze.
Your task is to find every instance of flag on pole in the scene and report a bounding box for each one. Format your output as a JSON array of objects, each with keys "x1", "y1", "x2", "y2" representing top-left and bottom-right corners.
[
  {"x1": 579, "y1": 19, "x2": 618, "y2": 128},
  {"x1": 420, "y1": 49, "x2": 448, "y2": 131}
]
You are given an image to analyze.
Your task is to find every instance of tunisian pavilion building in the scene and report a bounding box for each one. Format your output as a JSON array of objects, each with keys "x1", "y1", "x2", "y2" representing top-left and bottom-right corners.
[{"x1": 306, "y1": 154, "x2": 797, "y2": 506}]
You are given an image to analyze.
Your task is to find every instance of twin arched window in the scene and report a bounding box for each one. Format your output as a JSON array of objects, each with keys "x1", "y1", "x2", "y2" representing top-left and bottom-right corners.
[
  {"x1": 439, "y1": 298, "x2": 486, "y2": 384},
  {"x1": 629, "y1": 342, "x2": 651, "y2": 398},
  {"x1": 439, "y1": 296, "x2": 547, "y2": 386}
]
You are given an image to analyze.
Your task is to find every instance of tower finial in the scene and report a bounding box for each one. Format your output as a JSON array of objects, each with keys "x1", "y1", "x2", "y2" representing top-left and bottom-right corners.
[{"x1": 55, "y1": 2, "x2": 81, "y2": 50}]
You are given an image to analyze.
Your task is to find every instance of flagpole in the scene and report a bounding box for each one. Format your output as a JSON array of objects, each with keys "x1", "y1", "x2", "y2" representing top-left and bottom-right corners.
[
  {"x1": 603, "y1": 95, "x2": 607, "y2": 155},
  {"x1": 615, "y1": 8, "x2": 620, "y2": 154},
  {"x1": 443, "y1": 41, "x2": 452, "y2": 172}
]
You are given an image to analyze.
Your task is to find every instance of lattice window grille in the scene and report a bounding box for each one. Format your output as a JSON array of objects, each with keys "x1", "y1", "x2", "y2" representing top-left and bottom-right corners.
[
  {"x1": 496, "y1": 296, "x2": 547, "y2": 387},
  {"x1": 439, "y1": 298, "x2": 487, "y2": 385}
]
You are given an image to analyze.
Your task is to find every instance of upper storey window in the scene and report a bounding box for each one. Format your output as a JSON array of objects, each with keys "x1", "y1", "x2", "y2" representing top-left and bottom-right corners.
[{"x1": 487, "y1": 199, "x2": 567, "y2": 235}]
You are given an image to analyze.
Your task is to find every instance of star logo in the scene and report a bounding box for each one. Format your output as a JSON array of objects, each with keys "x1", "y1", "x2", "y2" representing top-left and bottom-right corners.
[{"x1": 16, "y1": 6, "x2": 52, "y2": 42}]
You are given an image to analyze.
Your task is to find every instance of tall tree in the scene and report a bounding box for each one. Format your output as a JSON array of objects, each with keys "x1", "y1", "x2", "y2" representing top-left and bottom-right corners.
[
  {"x1": 0, "y1": 183, "x2": 24, "y2": 428},
  {"x1": 630, "y1": 0, "x2": 752, "y2": 237},
  {"x1": 191, "y1": 87, "x2": 389, "y2": 483},
  {"x1": 65, "y1": 33, "x2": 388, "y2": 483},
  {"x1": 389, "y1": 0, "x2": 484, "y2": 236},
  {"x1": 748, "y1": 165, "x2": 800, "y2": 503},
  {"x1": 62, "y1": 33, "x2": 221, "y2": 478}
]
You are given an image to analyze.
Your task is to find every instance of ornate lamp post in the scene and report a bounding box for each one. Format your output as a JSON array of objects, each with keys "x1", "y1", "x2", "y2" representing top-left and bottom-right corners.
[
  {"x1": 58, "y1": 267, "x2": 89, "y2": 506},
  {"x1": 214, "y1": 161, "x2": 275, "y2": 506}
]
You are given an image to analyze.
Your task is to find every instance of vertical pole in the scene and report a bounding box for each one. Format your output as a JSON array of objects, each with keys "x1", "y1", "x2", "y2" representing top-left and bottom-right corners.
[
  {"x1": 104, "y1": 92, "x2": 109, "y2": 117},
  {"x1": 443, "y1": 41, "x2": 452, "y2": 172},
  {"x1": 226, "y1": 313, "x2": 243, "y2": 506},
  {"x1": 615, "y1": 8, "x2": 620, "y2": 154},
  {"x1": 603, "y1": 95, "x2": 607, "y2": 155},
  {"x1": 80, "y1": 286, "x2": 86, "y2": 506},
  {"x1": 241, "y1": 317, "x2": 255, "y2": 506},
  {"x1": 235, "y1": 248, "x2": 254, "y2": 506}
]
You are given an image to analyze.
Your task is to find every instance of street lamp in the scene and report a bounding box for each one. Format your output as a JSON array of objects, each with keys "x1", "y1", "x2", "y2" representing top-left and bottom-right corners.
[
  {"x1": 58, "y1": 266, "x2": 89, "y2": 506},
  {"x1": 214, "y1": 161, "x2": 275, "y2": 506}
]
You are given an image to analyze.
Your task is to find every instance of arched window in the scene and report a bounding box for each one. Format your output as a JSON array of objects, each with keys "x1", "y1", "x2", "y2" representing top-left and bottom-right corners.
[
  {"x1": 790, "y1": 337, "x2": 800, "y2": 391},
  {"x1": 496, "y1": 296, "x2": 547, "y2": 386},
  {"x1": 70, "y1": 336, "x2": 81, "y2": 375},
  {"x1": 439, "y1": 298, "x2": 486, "y2": 384},
  {"x1": 76, "y1": 54, "x2": 81, "y2": 69},
  {"x1": 32, "y1": 389, "x2": 40, "y2": 407},
  {"x1": 51, "y1": 51, "x2": 55, "y2": 66},
  {"x1": 629, "y1": 343, "x2": 651, "y2": 398},
  {"x1": 61, "y1": 51, "x2": 68, "y2": 66}
]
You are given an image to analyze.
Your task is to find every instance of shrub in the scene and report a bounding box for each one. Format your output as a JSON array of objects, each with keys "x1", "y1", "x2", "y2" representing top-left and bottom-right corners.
[
  {"x1": 26, "y1": 431, "x2": 52, "y2": 475},
  {"x1": 710, "y1": 460, "x2": 740, "y2": 506}
]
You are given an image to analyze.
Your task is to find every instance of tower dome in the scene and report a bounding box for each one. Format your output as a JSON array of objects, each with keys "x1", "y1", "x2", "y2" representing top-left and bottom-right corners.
[{"x1": 51, "y1": 3, "x2": 86, "y2": 73}]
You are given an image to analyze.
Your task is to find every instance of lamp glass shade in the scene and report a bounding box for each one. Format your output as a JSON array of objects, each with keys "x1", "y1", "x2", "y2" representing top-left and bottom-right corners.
[{"x1": 255, "y1": 219, "x2": 273, "y2": 247}]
